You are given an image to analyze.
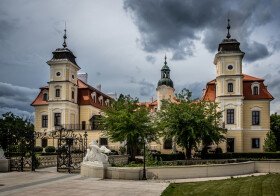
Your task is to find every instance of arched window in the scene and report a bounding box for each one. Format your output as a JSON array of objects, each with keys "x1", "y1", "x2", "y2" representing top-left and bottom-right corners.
[
  {"x1": 253, "y1": 86, "x2": 259, "y2": 95},
  {"x1": 228, "y1": 83, "x2": 233, "y2": 92},
  {"x1": 72, "y1": 91, "x2": 75, "y2": 99}
]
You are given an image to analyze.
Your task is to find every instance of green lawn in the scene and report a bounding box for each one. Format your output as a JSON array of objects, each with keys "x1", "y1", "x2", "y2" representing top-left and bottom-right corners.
[{"x1": 161, "y1": 174, "x2": 280, "y2": 196}]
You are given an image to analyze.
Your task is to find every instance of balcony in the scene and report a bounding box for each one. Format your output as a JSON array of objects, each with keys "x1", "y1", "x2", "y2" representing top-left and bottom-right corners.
[{"x1": 54, "y1": 124, "x2": 102, "y2": 131}]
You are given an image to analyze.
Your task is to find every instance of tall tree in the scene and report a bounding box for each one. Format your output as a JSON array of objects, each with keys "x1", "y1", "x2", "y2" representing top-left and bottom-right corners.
[
  {"x1": 156, "y1": 89, "x2": 225, "y2": 159},
  {"x1": 270, "y1": 113, "x2": 280, "y2": 151},
  {"x1": 263, "y1": 131, "x2": 277, "y2": 152},
  {"x1": 0, "y1": 112, "x2": 34, "y2": 156},
  {"x1": 101, "y1": 94, "x2": 158, "y2": 161}
]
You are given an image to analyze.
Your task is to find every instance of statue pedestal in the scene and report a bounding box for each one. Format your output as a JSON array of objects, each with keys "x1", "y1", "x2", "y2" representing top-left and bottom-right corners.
[
  {"x1": 81, "y1": 161, "x2": 110, "y2": 179},
  {"x1": 0, "y1": 159, "x2": 9, "y2": 172}
]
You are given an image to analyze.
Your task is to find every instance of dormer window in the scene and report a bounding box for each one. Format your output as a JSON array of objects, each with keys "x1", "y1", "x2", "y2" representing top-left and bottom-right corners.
[
  {"x1": 253, "y1": 86, "x2": 259, "y2": 95},
  {"x1": 91, "y1": 92, "x2": 96, "y2": 103},
  {"x1": 43, "y1": 93, "x2": 48, "y2": 101},
  {"x1": 98, "y1": 96, "x2": 103, "y2": 105},
  {"x1": 228, "y1": 83, "x2": 233, "y2": 93},
  {"x1": 105, "y1": 99, "x2": 110, "y2": 106},
  {"x1": 251, "y1": 82, "x2": 260, "y2": 95}
]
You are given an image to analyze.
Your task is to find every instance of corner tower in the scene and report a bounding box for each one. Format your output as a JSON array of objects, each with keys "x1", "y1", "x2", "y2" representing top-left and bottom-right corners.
[
  {"x1": 46, "y1": 28, "x2": 80, "y2": 129},
  {"x1": 214, "y1": 19, "x2": 245, "y2": 151},
  {"x1": 156, "y1": 56, "x2": 175, "y2": 110}
]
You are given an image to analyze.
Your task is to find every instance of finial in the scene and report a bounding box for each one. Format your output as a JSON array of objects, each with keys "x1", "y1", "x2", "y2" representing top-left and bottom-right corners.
[
  {"x1": 62, "y1": 22, "x2": 67, "y2": 48},
  {"x1": 226, "y1": 18, "x2": 231, "y2": 39},
  {"x1": 164, "y1": 54, "x2": 167, "y2": 66}
]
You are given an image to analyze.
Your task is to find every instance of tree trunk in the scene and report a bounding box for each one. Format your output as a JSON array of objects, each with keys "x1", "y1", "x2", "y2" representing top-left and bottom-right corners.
[{"x1": 185, "y1": 147, "x2": 192, "y2": 159}]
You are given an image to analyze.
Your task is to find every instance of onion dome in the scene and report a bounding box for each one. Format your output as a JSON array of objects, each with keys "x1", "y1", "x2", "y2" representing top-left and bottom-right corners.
[{"x1": 157, "y1": 55, "x2": 174, "y2": 88}]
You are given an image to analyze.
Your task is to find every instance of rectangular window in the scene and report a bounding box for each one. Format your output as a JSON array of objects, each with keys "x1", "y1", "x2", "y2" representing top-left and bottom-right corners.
[
  {"x1": 41, "y1": 138, "x2": 48, "y2": 148},
  {"x1": 42, "y1": 115, "x2": 48, "y2": 128},
  {"x1": 54, "y1": 113, "x2": 61, "y2": 126},
  {"x1": 228, "y1": 83, "x2": 233, "y2": 92},
  {"x1": 55, "y1": 89, "x2": 60, "y2": 97},
  {"x1": 72, "y1": 91, "x2": 74, "y2": 99},
  {"x1": 252, "y1": 138, "x2": 260, "y2": 148},
  {"x1": 252, "y1": 111, "x2": 260, "y2": 125},
  {"x1": 100, "y1": 138, "x2": 108, "y2": 146},
  {"x1": 82, "y1": 121, "x2": 86, "y2": 130},
  {"x1": 227, "y1": 109, "x2": 234, "y2": 124},
  {"x1": 253, "y1": 86, "x2": 259, "y2": 95}
]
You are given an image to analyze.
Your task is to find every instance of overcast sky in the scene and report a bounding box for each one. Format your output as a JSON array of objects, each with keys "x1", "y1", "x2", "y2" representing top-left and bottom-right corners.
[{"x1": 0, "y1": 0, "x2": 280, "y2": 119}]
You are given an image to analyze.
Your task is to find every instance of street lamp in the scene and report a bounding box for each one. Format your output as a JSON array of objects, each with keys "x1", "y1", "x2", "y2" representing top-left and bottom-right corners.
[{"x1": 142, "y1": 136, "x2": 147, "y2": 180}]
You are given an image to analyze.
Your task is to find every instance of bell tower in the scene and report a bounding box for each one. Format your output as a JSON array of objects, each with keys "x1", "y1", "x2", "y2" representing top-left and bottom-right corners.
[
  {"x1": 47, "y1": 27, "x2": 80, "y2": 129},
  {"x1": 156, "y1": 56, "x2": 175, "y2": 110}
]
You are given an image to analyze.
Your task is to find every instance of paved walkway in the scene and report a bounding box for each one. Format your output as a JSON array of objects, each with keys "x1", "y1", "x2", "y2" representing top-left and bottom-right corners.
[
  {"x1": 0, "y1": 167, "x2": 268, "y2": 196},
  {"x1": 0, "y1": 167, "x2": 169, "y2": 196}
]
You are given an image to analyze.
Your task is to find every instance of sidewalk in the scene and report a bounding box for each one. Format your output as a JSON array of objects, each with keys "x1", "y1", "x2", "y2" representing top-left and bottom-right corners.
[
  {"x1": 0, "y1": 167, "x2": 169, "y2": 196},
  {"x1": 0, "y1": 167, "x2": 268, "y2": 196}
]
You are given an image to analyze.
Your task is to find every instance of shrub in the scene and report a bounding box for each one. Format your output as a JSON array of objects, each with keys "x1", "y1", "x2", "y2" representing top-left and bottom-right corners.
[
  {"x1": 153, "y1": 153, "x2": 185, "y2": 161},
  {"x1": 215, "y1": 147, "x2": 223, "y2": 154},
  {"x1": 204, "y1": 152, "x2": 280, "y2": 160},
  {"x1": 45, "y1": 146, "x2": 56, "y2": 153},
  {"x1": 34, "y1": 146, "x2": 43, "y2": 153},
  {"x1": 119, "y1": 146, "x2": 126, "y2": 155}
]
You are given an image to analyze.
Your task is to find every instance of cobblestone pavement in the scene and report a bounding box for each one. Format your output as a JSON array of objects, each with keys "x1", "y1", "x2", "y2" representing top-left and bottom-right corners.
[{"x1": 0, "y1": 167, "x2": 169, "y2": 196}]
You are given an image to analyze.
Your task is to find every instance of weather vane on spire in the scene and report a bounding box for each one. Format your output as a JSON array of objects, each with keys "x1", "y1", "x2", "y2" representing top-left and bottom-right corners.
[
  {"x1": 226, "y1": 18, "x2": 231, "y2": 39},
  {"x1": 62, "y1": 22, "x2": 67, "y2": 48}
]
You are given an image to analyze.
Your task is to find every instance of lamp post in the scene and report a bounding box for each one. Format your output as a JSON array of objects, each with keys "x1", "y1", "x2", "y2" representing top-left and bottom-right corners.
[{"x1": 142, "y1": 137, "x2": 147, "y2": 180}]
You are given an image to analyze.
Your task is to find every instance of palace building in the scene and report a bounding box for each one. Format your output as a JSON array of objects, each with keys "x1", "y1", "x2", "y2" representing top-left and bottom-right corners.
[
  {"x1": 202, "y1": 20, "x2": 273, "y2": 152},
  {"x1": 32, "y1": 20, "x2": 273, "y2": 153}
]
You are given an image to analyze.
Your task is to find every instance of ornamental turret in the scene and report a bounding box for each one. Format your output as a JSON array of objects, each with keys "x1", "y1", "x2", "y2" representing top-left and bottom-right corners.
[{"x1": 156, "y1": 56, "x2": 175, "y2": 110}]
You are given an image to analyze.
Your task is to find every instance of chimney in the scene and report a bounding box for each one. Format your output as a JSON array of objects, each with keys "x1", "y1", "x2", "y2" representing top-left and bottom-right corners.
[
  {"x1": 78, "y1": 72, "x2": 88, "y2": 83},
  {"x1": 96, "y1": 84, "x2": 101, "y2": 91}
]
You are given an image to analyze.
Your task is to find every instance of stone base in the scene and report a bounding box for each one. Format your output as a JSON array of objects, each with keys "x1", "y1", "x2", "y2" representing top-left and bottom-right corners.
[
  {"x1": 81, "y1": 162, "x2": 110, "y2": 179},
  {"x1": 0, "y1": 159, "x2": 10, "y2": 172}
]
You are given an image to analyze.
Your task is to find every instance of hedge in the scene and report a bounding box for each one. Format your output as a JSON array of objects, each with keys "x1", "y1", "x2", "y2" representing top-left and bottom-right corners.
[
  {"x1": 153, "y1": 153, "x2": 185, "y2": 161},
  {"x1": 204, "y1": 153, "x2": 280, "y2": 160},
  {"x1": 45, "y1": 146, "x2": 56, "y2": 153}
]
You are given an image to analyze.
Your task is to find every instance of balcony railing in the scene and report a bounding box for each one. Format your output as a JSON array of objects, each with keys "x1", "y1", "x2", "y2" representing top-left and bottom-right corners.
[{"x1": 55, "y1": 124, "x2": 103, "y2": 131}]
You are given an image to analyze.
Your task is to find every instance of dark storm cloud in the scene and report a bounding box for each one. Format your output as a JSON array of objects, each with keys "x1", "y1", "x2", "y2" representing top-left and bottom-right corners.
[
  {"x1": 123, "y1": 0, "x2": 280, "y2": 62},
  {"x1": 264, "y1": 68, "x2": 280, "y2": 113},
  {"x1": 0, "y1": 82, "x2": 38, "y2": 114}
]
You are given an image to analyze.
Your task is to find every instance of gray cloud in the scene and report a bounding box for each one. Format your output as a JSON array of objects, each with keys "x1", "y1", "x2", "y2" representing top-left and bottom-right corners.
[
  {"x1": 145, "y1": 55, "x2": 156, "y2": 64},
  {"x1": 0, "y1": 82, "x2": 38, "y2": 115},
  {"x1": 176, "y1": 81, "x2": 205, "y2": 100},
  {"x1": 129, "y1": 77, "x2": 155, "y2": 97},
  {"x1": 124, "y1": 0, "x2": 280, "y2": 62}
]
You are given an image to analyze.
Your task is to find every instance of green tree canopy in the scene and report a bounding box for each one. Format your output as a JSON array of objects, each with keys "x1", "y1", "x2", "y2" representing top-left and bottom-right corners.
[
  {"x1": 270, "y1": 113, "x2": 280, "y2": 151},
  {"x1": 156, "y1": 89, "x2": 226, "y2": 159},
  {"x1": 263, "y1": 131, "x2": 277, "y2": 152},
  {"x1": 0, "y1": 112, "x2": 34, "y2": 156},
  {"x1": 101, "y1": 94, "x2": 158, "y2": 161}
]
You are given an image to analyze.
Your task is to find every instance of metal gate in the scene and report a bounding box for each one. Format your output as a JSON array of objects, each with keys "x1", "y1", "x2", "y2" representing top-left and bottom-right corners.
[{"x1": 52, "y1": 127, "x2": 87, "y2": 173}]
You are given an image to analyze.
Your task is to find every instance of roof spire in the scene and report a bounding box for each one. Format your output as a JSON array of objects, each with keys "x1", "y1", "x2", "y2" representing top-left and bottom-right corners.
[
  {"x1": 164, "y1": 54, "x2": 167, "y2": 66},
  {"x1": 62, "y1": 22, "x2": 67, "y2": 48},
  {"x1": 226, "y1": 18, "x2": 231, "y2": 39}
]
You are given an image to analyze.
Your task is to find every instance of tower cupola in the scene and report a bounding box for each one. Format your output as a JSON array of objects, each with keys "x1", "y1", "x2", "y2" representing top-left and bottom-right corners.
[{"x1": 157, "y1": 55, "x2": 174, "y2": 88}]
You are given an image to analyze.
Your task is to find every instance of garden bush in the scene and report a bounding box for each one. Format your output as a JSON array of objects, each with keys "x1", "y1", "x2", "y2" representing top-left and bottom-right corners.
[
  {"x1": 45, "y1": 146, "x2": 56, "y2": 153},
  {"x1": 34, "y1": 146, "x2": 43, "y2": 153},
  {"x1": 153, "y1": 153, "x2": 185, "y2": 161},
  {"x1": 204, "y1": 152, "x2": 280, "y2": 160}
]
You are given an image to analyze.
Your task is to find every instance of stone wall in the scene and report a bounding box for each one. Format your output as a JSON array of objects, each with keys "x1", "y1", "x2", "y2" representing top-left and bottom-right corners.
[{"x1": 81, "y1": 161, "x2": 280, "y2": 180}]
